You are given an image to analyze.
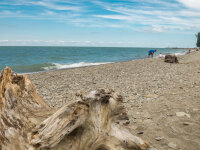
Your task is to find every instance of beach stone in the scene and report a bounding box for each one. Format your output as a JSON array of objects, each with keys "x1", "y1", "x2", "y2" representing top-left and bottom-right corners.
[
  {"x1": 146, "y1": 94, "x2": 158, "y2": 99},
  {"x1": 155, "y1": 137, "x2": 164, "y2": 141},
  {"x1": 166, "y1": 112, "x2": 173, "y2": 117},
  {"x1": 132, "y1": 120, "x2": 137, "y2": 123},
  {"x1": 176, "y1": 112, "x2": 190, "y2": 118},
  {"x1": 164, "y1": 55, "x2": 178, "y2": 63},
  {"x1": 183, "y1": 122, "x2": 191, "y2": 125},
  {"x1": 137, "y1": 131, "x2": 144, "y2": 134},
  {"x1": 168, "y1": 142, "x2": 177, "y2": 149},
  {"x1": 176, "y1": 112, "x2": 185, "y2": 117}
]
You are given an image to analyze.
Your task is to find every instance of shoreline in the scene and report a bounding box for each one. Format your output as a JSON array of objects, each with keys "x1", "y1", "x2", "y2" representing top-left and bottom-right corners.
[
  {"x1": 20, "y1": 48, "x2": 188, "y2": 75},
  {"x1": 28, "y1": 50, "x2": 200, "y2": 149},
  {"x1": 0, "y1": 46, "x2": 189, "y2": 75}
]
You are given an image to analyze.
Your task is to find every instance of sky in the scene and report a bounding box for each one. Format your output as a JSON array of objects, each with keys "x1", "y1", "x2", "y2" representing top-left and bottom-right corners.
[{"x1": 0, "y1": 0, "x2": 200, "y2": 47}]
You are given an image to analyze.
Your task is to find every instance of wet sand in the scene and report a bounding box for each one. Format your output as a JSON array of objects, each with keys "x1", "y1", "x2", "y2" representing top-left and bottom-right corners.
[{"x1": 29, "y1": 51, "x2": 200, "y2": 149}]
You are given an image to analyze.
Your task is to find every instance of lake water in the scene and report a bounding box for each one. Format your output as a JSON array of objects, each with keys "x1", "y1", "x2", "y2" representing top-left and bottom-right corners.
[{"x1": 0, "y1": 46, "x2": 186, "y2": 73}]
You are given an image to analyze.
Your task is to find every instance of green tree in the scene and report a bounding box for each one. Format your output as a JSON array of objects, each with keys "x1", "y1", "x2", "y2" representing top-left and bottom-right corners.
[{"x1": 196, "y1": 32, "x2": 200, "y2": 47}]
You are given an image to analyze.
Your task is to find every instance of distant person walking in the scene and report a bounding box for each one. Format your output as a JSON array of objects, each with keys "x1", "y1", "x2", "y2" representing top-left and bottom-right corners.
[{"x1": 148, "y1": 49, "x2": 157, "y2": 58}]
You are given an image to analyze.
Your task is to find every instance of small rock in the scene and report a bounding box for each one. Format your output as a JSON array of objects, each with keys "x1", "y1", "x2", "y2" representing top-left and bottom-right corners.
[
  {"x1": 146, "y1": 94, "x2": 158, "y2": 99},
  {"x1": 155, "y1": 137, "x2": 163, "y2": 141},
  {"x1": 123, "y1": 121, "x2": 130, "y2": 125},
  {"x1": 183, "y1": 122, "x2": 191, "y2": 125},
  {"x1": 133, "y1": 120, "x2": 137, "y2": 123},
  {"x1": 137, "y1": 131, "x2": 144, "y2": 134},
  {"x1": 168, "y1": 142, "x2": 177, "y2": 149},
  {"x1": 166, "y1": 112, "x2": 173, "y2": 117},
  {"x1": 176, "y1": 112, "x2": 190, "y2": 118},
  {"x1": 176, "y1": 112, "x2": 185, "y2": 117}
]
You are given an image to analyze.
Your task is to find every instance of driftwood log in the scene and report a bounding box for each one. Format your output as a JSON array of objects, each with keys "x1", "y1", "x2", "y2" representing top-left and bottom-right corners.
[
  {"x1": 0, "y1": 67, "x2": 148, "y2": 150},
  {"x1": 164, "y1": 55, "x2": 179, "y2": 63}
]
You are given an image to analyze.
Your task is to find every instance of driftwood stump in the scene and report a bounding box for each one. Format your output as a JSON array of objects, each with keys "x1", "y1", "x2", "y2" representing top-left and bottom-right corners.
[
  {"x1": 0, "y1": 67, "x2": 148, "y2": 150},
  {"x1": 164, "y1": 55, "x2": 178, "y2": 63}
]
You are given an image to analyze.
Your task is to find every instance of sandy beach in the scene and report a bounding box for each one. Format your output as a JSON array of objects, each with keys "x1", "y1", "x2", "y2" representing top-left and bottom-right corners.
[{"x1": 28, "y1": 51, "x2": 200, "y2": 150}]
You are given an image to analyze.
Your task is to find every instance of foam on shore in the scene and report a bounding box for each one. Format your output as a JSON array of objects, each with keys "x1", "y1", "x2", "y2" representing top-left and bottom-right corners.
[{"x1": 43, "y1": 62, "x2": 111, "y2": 71}]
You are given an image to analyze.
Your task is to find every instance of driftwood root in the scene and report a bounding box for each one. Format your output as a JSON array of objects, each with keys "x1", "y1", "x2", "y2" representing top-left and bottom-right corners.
[{"x1": 0, "y1": 67, "x2": 149, "y2": 150}]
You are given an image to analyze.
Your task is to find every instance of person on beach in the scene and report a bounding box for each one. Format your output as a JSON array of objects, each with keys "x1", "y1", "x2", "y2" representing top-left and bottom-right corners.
[
  {"x1": 187, "y1": 49, "x2": 191, "y2": 54},
  {"x1": 158, "y1": 53, "x2": 163, "y2": 58},
  {"x1": 148, "y1": 49, "x2": 157, "y2": 58}
]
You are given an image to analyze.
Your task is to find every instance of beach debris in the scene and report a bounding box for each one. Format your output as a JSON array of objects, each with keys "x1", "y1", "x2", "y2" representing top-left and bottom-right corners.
[
  {"x1": 164, "y1": 55, "x2": 179, "y2": 63},
  {"x1": 0, "y1": 67, "x2": 149, "y2": 150}
]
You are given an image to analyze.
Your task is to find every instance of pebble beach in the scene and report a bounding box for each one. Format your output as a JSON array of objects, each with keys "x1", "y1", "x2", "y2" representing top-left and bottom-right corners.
[{"x1": 28, "y1": 50, "x2": 200, "y2": 150}]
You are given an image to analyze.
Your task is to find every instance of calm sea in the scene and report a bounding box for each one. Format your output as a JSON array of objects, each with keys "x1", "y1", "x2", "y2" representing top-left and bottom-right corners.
[{"x1": 0, "y1": 46, "x2": 186, "y2": 73}]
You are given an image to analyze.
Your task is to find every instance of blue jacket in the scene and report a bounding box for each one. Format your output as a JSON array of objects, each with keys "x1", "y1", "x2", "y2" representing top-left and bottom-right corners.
[{"x1": 148, "y1": 50, "x2": 156, "y2": 54}]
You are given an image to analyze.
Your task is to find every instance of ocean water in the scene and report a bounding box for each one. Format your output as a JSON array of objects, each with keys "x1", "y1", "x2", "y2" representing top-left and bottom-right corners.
[{"x1": 0, "y1": 46, "x2": 186, "y2": 73}]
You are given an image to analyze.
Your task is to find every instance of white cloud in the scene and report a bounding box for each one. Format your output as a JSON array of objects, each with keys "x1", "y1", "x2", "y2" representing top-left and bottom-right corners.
[
  {"x1": 91, "y1": 0, "x2": 200, "y2": 32},
  {"x1": 0, "y1": 10, "x2": 13, "y2": 15},
  {"x1": 179, "y1": 10, "x2": 200, "y2": 17},
  {"x1": 58, "y1": 40, "x2": 65, "y2": 43},
  {"x1": 0, "y1": 0, "x2": 200, "y2": 34},
  {"x1": 151, "y1": 26, "x2": 169, "y2": 33},
  {"x1": 0, "y1": 0, "x2": 81, "y2": 11},
  {"x1": 0, "y1": 40, "x2": 138, "y2": 47},
  {"x1": 177, "y1": 0, "x2": 200, "y2": 9},
  {"x1": 0, "y1": 10, "x2": 23, "y2": 18},
  {"x1": 30, "y1": 1, "x2": 80, "y2": 11},
  {"x1": 94, "y1": 15, "x2": 133, "y2": 21},
  {"x1": 0, "y1": 40, "x2": 9, "y2": 42}
]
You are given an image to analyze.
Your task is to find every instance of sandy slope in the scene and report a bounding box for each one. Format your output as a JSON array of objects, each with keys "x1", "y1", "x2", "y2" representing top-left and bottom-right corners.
[{"x1": 29, "y1": 51, "x2": 200, "y2": 150}]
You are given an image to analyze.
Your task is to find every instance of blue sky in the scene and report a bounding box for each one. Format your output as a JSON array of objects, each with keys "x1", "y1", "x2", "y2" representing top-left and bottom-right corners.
[{"x1": 0, "y1": 0, "x2": 200, "y2": 47}]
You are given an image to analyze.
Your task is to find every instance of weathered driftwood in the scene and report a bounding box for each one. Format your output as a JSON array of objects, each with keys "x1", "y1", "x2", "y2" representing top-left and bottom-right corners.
[
  {"x1": 164, "y1": 55, "x2": 179, "y2": 63},
  {"x1": 0, "y1": 67, "x2": 149, "y2": 150}
]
